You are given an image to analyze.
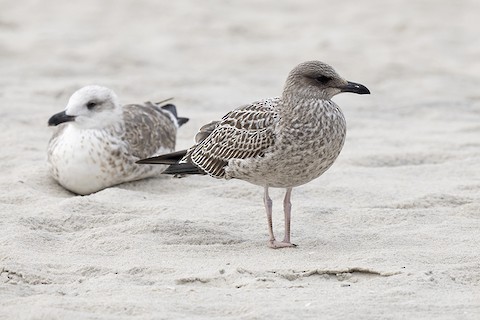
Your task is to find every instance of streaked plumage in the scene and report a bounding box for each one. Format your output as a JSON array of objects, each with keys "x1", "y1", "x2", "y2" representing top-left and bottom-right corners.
[
  {"x1": 189, "y1": 98, "x2": 279, "y2": 178},
  {"x1": 47, "y1": 85, "x2": 188, "y2": 195},
  {"x1": 138, "y1": 61, "x2": 370, "y2": 248}
]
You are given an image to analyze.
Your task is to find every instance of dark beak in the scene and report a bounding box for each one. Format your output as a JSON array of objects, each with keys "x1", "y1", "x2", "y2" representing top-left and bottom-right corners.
[
  {"x1": 341, "y1": 81, "x2": 370, "y2": 95},
  {"x1": 48, "y1": 110, "x2": 76, "y2": 126}
]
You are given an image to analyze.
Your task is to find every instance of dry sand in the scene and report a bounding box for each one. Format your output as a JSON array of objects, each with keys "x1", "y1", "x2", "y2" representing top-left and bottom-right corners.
[{"x1": 1, "y1": 0, "x2": 480, "y2": 319}]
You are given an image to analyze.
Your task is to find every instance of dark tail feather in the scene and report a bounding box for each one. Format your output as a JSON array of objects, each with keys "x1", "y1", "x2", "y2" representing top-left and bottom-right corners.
[
  {"x1": 176, "y1": 117, "x2": 189, "y2": 127},
  {"x1": 136, "y1": 150, "x2": 187, "y2": 165},
  {"x1": 160, "y1": 103, "x2": 189, "y2": 127},
  {"x1": 163, "y1": 163, "x2": 205, "y2": 175},
  {"x1": 137, "y1": 150, "x2": 205, "y2": 175},
  {"x1": 160, "y1": 103, "x2": 178, "y2": 117}
]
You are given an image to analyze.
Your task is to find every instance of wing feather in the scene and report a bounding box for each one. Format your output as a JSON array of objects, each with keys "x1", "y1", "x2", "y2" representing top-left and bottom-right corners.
[
  {"x1": 185, "y1": 97, "x2": 280, "y2": 178},
  {"x1": 122, "y1": 103, "x2": 177, "y2": 159}
]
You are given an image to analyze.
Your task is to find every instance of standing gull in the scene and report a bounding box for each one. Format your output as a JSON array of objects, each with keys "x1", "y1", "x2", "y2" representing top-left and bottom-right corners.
[
  {"x1": 138, "y1": 61, "x2": 369, "y2": 248},
  {"x1": 47, "y1": 85, "x2": 188, "y2": 195}
]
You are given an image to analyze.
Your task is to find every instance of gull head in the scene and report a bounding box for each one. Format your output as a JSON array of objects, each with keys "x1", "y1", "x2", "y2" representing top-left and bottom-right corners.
[
  {"x1": 48, "y1": 85, "x2": 122, "y2": 129},
  {"x1": 284, "y1": 61, "x2": 370, "y2": 101}
]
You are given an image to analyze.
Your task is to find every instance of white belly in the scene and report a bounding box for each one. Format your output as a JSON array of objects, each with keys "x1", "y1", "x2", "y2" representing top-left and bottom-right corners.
[{"x1": 48, "y1": 126, "x2": 167, "y2": 195}]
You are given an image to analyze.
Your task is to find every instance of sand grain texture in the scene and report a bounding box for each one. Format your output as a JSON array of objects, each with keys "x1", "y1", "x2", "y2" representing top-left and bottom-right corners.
[{"x1": 1, "y1": 0, "x2": 479, "y2": 319}]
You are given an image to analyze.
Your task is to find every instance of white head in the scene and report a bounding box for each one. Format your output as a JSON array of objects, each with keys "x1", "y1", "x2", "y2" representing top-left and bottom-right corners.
[{"x1": 48, "y1": 85, "x2": 122, "y2": 129}]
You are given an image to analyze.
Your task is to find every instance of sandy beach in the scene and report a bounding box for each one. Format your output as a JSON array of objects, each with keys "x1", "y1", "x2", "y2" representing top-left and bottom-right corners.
[{"x1": 1, "y1": 0, "x2": 479, "y2": 318}]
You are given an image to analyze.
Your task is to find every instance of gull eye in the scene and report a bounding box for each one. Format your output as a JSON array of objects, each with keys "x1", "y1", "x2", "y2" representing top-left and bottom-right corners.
[
  {"x1": 315, "y1": 76, "x2": 331, "y2": 84},
  {"x1": 86, "y1": 101, "x2": 97, "y2": 110}
]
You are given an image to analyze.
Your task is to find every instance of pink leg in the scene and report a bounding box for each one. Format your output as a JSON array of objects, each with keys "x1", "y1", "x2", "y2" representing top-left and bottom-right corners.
[
  {"x1": 263, "y1": 186, "x2": 275, "y2": 244},
  {"x1": 264, "y1": 187, "x2": 296, "y2": 249},
  {"x1": 282, "y1": 188, "x2": 296, "y2": 247}
]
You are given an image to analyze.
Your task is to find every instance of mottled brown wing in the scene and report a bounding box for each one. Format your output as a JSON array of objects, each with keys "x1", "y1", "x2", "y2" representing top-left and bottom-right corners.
[
  {"x1": 194, "y1": 120, "x2": 220, "y2": 143},
  {"x1": 186, "y1": 97, "x2": 280, "y2": 178},
  {"x1": 122, "y1": 103, "x2": 177, "y2": 159}
]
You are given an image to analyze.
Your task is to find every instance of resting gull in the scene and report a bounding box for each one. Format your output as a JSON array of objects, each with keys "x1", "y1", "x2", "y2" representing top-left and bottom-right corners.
[
  {"x1": 138, "y1": 61, "x2": 369, "y2": 248},
  {"x1": 47, "y1": 85, "x2": 188, "y2": 195}
]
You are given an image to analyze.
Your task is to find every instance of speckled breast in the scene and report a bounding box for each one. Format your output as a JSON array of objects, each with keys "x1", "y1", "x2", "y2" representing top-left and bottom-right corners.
[{"x1": 227, "y1": 101, "x2": 346, "y2": 188}]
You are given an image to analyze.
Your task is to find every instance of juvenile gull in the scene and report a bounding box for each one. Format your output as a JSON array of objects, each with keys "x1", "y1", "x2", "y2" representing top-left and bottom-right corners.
[
  {"x1": 47, "y1": 85, "x2": 188, "y2": 195},
  {"x1": 138, "y1": 61, "x2": 369, "y2": 248}
]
